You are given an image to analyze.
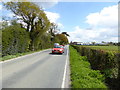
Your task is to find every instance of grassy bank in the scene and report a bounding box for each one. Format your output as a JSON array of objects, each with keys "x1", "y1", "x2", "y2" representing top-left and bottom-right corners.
[
  {"x1": 69, "y1": 46, "x2": 107, "y2": 88},
  {"x1": 0, "y1": 48, "x2": 50, "y2": 61}
]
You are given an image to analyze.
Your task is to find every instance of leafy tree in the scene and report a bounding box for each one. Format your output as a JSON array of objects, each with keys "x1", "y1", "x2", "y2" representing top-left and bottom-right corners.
[
  {"x1": 92, "y1": 42, "x2": 96, "y2": 45},
  {"x1": 56, "y1": 34, "x2": 69, "y2": 45},
  {"x1": 4, "y1": 2, "x2": 39, "y2": 32},
  {"x1": 38, "y1": 33, "x2": 53, "y2": 50},
  {"x1": 48, "y1": 23, "x2": 60, "y2": 42},
  {"x1": 62, "y1": 32, "x2": 70, "y2": 37},
  {"x1": 49, "y1": 23, "x2": 58, "y2": 37},
  {"x1": 0, "y1": 20, "x2": 9, "y2": 30},
  {"x1": 4, "y1": 2, "x2": 51, "y2": 51},
  {"x1": 3, "y1": 1, "x2": 69, "y2": 52}
]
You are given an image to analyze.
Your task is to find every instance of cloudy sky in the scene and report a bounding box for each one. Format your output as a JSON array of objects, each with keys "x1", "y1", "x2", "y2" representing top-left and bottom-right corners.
[{"x1": 0, "y1": 0, "x2": 119, "y2": 43}]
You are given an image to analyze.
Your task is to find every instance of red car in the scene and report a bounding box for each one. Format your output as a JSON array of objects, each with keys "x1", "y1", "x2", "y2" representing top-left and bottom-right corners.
[{"x1": 52, "y1": 45, "x2": 64, "y2": 54}]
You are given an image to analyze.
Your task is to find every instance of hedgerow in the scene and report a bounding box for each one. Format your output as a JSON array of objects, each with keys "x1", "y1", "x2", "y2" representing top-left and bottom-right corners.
[
  {"x1": 71, "y1": 45, "x2": 120, "y2": 89},
  {"x1": 70, "y1": 46, "x2": 107, "y2": 88},
  {"x1": 2, "y1": 24, "x2": 31, "y2": 56}
]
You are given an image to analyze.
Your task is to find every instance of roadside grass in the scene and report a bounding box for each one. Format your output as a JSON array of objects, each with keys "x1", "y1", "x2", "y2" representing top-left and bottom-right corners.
[
  {"x1": 70, "y1": 46, "x2": 107, "y2": 88},
  {"x1": 0, "y1": 48, "x2": 50, "y2": 61}
]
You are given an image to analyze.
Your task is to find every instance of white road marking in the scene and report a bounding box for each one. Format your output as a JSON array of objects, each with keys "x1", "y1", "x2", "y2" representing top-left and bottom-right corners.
[{"x1": 61, "y1": 45, "x2": 69, "y2": 88}]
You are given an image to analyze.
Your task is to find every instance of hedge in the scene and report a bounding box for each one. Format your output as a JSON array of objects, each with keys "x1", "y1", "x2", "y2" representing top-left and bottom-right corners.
[
  {"x1": 2, "y1": 24, "x2": 31, "y2": 56},
  {"x1": 71, "y1": 45, "x2": 120, "y2": 89},
  {"x1": 70, "y1": 46, "x2": 107, "y2": 88},
  {"x1": 2, "y1": 24, "x2": 59, "y2": 57}
]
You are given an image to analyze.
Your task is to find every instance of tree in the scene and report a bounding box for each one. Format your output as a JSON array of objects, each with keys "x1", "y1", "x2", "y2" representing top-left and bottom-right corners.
[
  {"x1": 102, "y1": 41, "x2": 105, "y2": 43},
  {"x1": 0, "y1": 17, "x2": 9, "y2": 30},
  {"x1": 62, "y1": 32, "x2": 70, "y2": 37},
  {"x1": 4, "y1": 2, "x2": 51, "y2": 51},
  {"x1": 48, "y1": 23, "x2": 59, "y2": 42},
  {"x1": 56, "y1": 34, "x2": 69, "y2": 44},
  {"x1": 4, "y1": 2, "x2": 39, "y2": 32},
  {"x1": 91, "y1": 42, "x2": 96, "y2": 45}
]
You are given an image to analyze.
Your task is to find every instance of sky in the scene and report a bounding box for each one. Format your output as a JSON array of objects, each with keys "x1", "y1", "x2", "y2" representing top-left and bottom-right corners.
[{"x1": 0, "y1": 0, "x2": 119, "y2": 43}]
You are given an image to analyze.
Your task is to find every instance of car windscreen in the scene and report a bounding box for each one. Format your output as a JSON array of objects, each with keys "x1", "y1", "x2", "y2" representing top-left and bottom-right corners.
[{"x1": 54, "y1": 46, "x2": 62, "y2": 48}]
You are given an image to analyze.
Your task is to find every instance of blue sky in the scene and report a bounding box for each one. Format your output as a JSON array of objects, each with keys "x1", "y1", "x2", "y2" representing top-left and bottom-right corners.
[
  {"x1": 0, "y1": 1, "x2": 118, "y2": 43},
  {"x1": 45, "y1": 2, "x2": 117, "y2": 32},
  {"x1": 43, "y1": 2, "x2": 118, "y2": 42}
]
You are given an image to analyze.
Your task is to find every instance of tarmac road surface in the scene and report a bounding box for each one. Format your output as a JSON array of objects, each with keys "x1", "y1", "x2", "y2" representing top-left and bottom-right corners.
[{"x1": 1, "y1": 45, "x2": 70, "y2": 88}]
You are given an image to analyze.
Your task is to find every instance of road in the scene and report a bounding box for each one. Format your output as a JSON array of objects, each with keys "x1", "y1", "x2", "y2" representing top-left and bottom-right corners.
[{"x1": 1, "y1": 45, "x2": 70, "y2": 88}]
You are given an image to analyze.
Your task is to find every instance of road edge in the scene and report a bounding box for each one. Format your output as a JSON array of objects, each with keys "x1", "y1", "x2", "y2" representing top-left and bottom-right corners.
[
  {"x1": 0, "y1": 49, "x2": 51, "y2": 63},
  {"x1": 61, "y1": 45, "x2": 70, "y2": 88}
]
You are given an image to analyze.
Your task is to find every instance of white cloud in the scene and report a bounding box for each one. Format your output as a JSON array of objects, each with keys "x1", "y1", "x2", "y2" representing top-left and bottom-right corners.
[
  {"x1": 68, "y1": 26, "x2": 118, "y2": 43},
  {"x1": 45, "y1": 11, "x2": 60, "y2": 23},
  {"x1": 45, "y1": 11, "x2": 64, "y2": 29},
  {"x1": 68, "y1": 5, "x2": 118, "y2": 43},
  {"x1": 86, "y1": 5, "x2": 118, "y2": 28},
  {"x1": 68, "y1": 26, "x2": 99, "y2": 42},
  {"x1": 34, "y1": 0, "x2": 59, "y2": 9},
  {"x1": 57, "y1": 22, "x2": 64, "y2": 28},
  {"x1": 0, "y1": 5, "x2": 2, "y2": 11}
]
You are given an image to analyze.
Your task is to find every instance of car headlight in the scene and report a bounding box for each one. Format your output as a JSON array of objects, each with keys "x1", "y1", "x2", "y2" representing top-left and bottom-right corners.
[
  {"x1": 59, "y1": 49, "x2": 62, "y2": 51},
  {"x1": 52, "y1": 49, "x2": 54, "y2": 51}
]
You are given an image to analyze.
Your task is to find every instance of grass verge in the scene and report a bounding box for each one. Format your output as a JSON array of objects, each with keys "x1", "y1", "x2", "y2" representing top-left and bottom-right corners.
[
  {"x1": 70, "y1": 46, "x2": 107, "y2": 88},
  {"x1": 0, "y1": 48, "x2": 50, "y2": 61}
]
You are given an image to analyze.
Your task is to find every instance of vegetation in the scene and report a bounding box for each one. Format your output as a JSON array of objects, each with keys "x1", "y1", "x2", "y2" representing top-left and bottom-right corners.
[
  {"x1": 4, "y1": 2, "x2": 52, "y2": 51},
  {"x1": 1, "y1": 48, "x2": 48, "y2": 61},
  {"x1": 1, "y1": 2, "x2": 69, "y2": 60},
  {"x1": 2, "y1": 23, "x2": 30, "y2": 56},
  {"x1": 71, "y1": 45, "x2": 120, "y2": 89},
  {"x1": 55, "y1": 34, "x2": 69, "y2": 45},
  {"x1": 83, "y1": 46, "x2": 119, "y2": 53},
  {"x1": 70, "y1": 46, "x2": 107, "y2": 88}
]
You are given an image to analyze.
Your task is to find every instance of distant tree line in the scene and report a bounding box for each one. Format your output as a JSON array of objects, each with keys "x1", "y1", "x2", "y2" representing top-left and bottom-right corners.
[
  {"x1": 1, "y1": 2, "x2": 69, "y2": 56},
  {"x1": 70, "y1": 41, "x2": 120, "y2": 46}
]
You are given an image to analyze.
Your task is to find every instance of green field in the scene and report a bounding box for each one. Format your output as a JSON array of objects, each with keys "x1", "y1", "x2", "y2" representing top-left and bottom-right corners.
[{"x1": 82, "y1": 46, "x2": 119, "y2": 52}]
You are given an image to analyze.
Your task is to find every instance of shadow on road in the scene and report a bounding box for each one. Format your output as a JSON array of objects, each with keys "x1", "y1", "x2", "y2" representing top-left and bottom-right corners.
[{"x1": 49, "y1": 53, "x2": 63, "y2": 55}]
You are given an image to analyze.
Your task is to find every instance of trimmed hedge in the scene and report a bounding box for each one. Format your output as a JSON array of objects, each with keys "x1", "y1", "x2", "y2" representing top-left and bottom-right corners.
[
  {"x1": 2, "y1": 24, "x2": 31, "y2": 56},
  {"x1": 71, "y1": 45, "x2": 120, "y2": 89},
  {"x1": 70, "y1": 46, "x2": 107, "y2": 88}
]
